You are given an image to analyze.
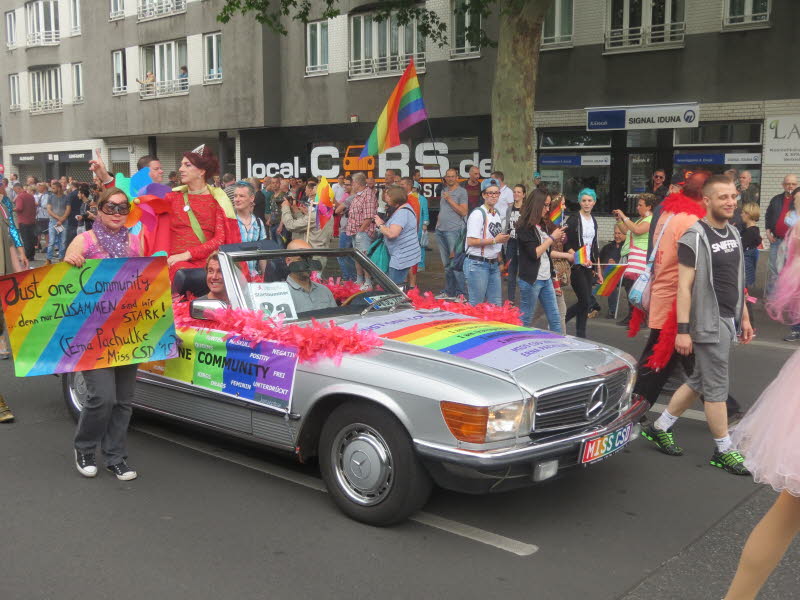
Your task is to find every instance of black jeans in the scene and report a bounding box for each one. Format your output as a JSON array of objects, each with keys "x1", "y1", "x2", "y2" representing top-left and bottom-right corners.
[
  {"x1": 634, "y1": 328, "x2": 742, "y2": 415},
  {"x1": 19, "y1": 223, "x2": 37, "y2": 261},
  {"x1": 565, "y1": 266, "x2": 594, "y2": 338},
  {"x1": 506, "y1": 237, "x2": 519, "y2": 304}
]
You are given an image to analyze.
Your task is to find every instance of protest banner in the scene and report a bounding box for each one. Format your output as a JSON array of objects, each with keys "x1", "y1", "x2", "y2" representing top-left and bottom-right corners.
[{"x1": 0, "y1": 257, "x2": 178, "y2": 377}]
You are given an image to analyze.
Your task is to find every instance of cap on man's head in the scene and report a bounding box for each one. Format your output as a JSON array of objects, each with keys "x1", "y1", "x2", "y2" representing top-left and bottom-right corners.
[
  {"x1": 533, "y1": 171, "x2": 541, "y2": 179},
  {"x1": 481, "y1": 177, "x2": 500, "y2": 192}
]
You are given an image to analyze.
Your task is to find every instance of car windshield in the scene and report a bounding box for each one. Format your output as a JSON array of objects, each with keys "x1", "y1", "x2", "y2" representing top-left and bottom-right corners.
[{"x1": 223, "y1": 246, "x2": 410, "y2": 322}]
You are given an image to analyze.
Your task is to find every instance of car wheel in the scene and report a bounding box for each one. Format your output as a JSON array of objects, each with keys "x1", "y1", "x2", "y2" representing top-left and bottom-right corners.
[
  {"x1": 62, "y1": 372, "x2": 87, "y2": 422},
  {"x1": 319, "y1": 401, "x2": 432, "y2": 526}
]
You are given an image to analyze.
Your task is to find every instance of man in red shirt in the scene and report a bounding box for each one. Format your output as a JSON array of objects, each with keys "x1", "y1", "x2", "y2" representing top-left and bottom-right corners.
[
  {"x1": 462, "y1": 164, "x2": 482, "y2": 213},
  {"x1": 13, "y1": 182, "x2": 37, "y2": 261}
]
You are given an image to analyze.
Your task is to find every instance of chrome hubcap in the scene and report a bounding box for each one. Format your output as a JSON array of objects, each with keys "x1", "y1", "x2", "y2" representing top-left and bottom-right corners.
[
  {"x1": 69, "y1": 373, "x2": 88, "y2": 413},
  {"x1": 331, "y1": 424, "x2": 393, "y2": 506}
]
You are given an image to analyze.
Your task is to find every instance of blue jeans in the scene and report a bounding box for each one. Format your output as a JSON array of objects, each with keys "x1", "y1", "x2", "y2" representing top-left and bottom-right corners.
[
  {"x1": 744, "y1": 248, "x2": 759, "y2": 289},
  {"x1": 47, "y1": 219, "x2": 67, "y2": 261},
  {"x1": 337, "y1": 232, "x2": 356, "y2": 281},
  {"x1": 518, "y1": 278, "x2": 562, "y2": 333},
  {"x1": 464, "y1": 257, "x2": 502, "y2": 306},
  {"x1": 436, "y1": 228, "x2": 464, "y2": 296},
  {"x1": 387, "y1": 266, "x2": 410, "y2": 285}
]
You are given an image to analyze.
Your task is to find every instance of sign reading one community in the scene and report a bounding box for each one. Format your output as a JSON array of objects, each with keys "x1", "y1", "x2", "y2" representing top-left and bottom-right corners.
[
  {"x1": 354, "y1": 310, "x2": 596, "y2": 372},
  {"x1": 0, "y1": 258, "x2": 178, "y2": 377},
  {"x1": 141, "y1": 329, "x2": 299, "y2": 411}
]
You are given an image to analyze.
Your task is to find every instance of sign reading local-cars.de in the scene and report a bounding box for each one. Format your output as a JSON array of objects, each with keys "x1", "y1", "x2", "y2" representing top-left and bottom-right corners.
[{"x1": 586, "y1": 103, "x2": 700, "y2": 131}]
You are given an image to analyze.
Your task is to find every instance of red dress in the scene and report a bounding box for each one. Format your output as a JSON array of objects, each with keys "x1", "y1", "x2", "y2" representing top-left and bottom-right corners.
[{"x1": 166, "y1": 191, "x2": 233, "y2": 277}]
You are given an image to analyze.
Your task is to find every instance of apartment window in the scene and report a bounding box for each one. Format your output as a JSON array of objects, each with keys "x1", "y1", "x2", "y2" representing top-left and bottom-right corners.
[
  {"x1": 26, "y1": 0, "x2": 60, "y2": 46},
  {"x1": 29, "y1": 66, "x2": 62, "y2": 113},
  {"x1": 5, "y1": 11, "x2": 16, "y2": 48},
  {"x1": 606, "y1": 0, "x2": 685, "y2": 51},
  {"x1": 69, "y1": 0, "x2": 80, "y2": 34},
  {"x1": 306, "y1": 21, "x2": 328, "y2": 75},
  {"x1": 542, "y1": 0, "x2": 573, "y2": 47},
  {"x1": 112, "y1": 49, "x2": 127, "y2": 94},
  {"x1": 9, "y1": 74, "x2": 21, "y2": 110},
  {"x1": 138, "y1": 0, "x2": 188, "y2": 22},
  {"x1": 204, "y1": 32, "x2": 223, "y2": 82},
  {"x1": 451, "y1": 0, "x2": 481, "y2": 57},
  {"x1": 140, "y1": 38, "x2": 188, "y2": 97},
  {"x1": 724, "y1": 0, "x2": 770, "y2": 28},
  {"x1": 349, "y1": 13, "x2": 425, "y2": 78},
  {"x1": 110, "y1": 0, "x2": 124, "y2": 20},
  {"x1": 72, "y1": 62, "x2": 83, "y2": 102}
]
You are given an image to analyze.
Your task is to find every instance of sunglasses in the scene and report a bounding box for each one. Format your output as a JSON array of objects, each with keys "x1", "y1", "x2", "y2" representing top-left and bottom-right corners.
[{"x1": 100, "y1": 202, "x2": 131, "y2": 215}]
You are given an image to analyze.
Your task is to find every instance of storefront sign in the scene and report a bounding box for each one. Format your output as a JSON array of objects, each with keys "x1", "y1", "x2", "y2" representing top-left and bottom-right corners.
[
  {"x1": 587, "y1": 103, "x2": 700, "y2": 131},
  {"x1": 539, "y1": 155, "x2": 611, "y2": 167},
  {"x1": 764, "y1": 115, "x2": 800, "y2": 165},
  {"x1": 10, "y1": 153, "x2": 42, "y2": 163},
  {"x1": 57, "y1": 150, "x2": 92, "y2": 163},
  {"x1": 674, "y1": 153, "x2": 762, "y2": 165}
]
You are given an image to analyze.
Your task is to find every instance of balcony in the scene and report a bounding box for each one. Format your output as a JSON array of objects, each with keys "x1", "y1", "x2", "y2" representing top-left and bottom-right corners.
[
  {"x1": 30, "y1": 99, "x2": 63, "y2": 114},
  {"x1": 109, "y1": 9, "x2": 124, "y2": 20},
  {"x1": 604, "y1": 21, "x2": 685, "y2": 53},
  {"x1": 112, "y1": 85, "x2": 127, "y2": 95},
  {"x1": 449, "y1": 45, "x2": 480, "y2": 60},
  {"x1": 139, "y1": 78, "x2": 189, "y2": 99},
  {"x1": 9, "y1": 104, "x2": 21, "y2": 112},
  {"x1": 723, "y1": 9, "x2": 770, "y2": 29},
  {"x1": 305, "y1": 64, "x2": 328, "y2": 76},
  {"x1": 26, "y1": 30, "x2": 60, "y2": 46},
  {"x1": 348, "y1": 52, "x2": 426, "y2": 80},
  {"x1": 138, "y1": 0, "x2": 187, "y2": 22},
  {"x1": 70, "y1": 25, "x2": 81, "y2": 35},
  {"x1": 203, "y1": 69, "x2": 223, "y2": 84},
  {"x1": 541, "y1": 32, "x2": 573, "y2": 50}
]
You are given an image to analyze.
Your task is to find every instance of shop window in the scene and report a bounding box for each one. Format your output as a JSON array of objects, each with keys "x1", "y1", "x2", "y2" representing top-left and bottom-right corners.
[
  {"x1": 25, "y1": 0, "x2": 60, "y2": 46},
  {"x1": 29, "y1": 66, "x2": 62, "y2": 114},
  {"x1": 671, "y1": 151, "x2": 762, "y2": 191},
  {"x1": 625, "y1": 130, "x2": 658, "y2": 148},
  {"x1": 204, "y1": 32, "x2": 223, "y2": 83},
  {"x1": 138, "y1": 0, "x2": 187, "y2": 22},
  {"x1": 538, "y1": 153, "x2": 611, "y2": 213},
  {"x1": 674, "y1": 122, "x2": 761, "y2": 146},
  {"x1": 6, "y1": 10, "x2": 17, "y2": 48},
  {"x1": 539, "y1": 130, "x2": 612, "y2": 149},
  {"x1": 542, "y1": 0, "x2": 573, "y2": 48},
  {"x1": 349, "y1": 12, "x2": 425, "y2": 78},
  {"x1": 451, "y1": 0, "x2": 480, "y2": 58},
  {"x1": 724, "y1": 0, "x2": 770, "y2": 28},
  {"x1": 69, "y1": 0, "x2": 80, "y2": 34},
  {"x1": 112, "y1": 49, "x2": 127, "y2": 94},
  {"x1": 306, "y1": 21, "x2": 328, "y2": 75},
  {"x1": 606, "y1": 0, "x2": 685, "y2": 52},
  {"x1": 9, "y1": 73, "x2": 21, "y2": 111},
  {"x1": 72, "y1": 62, "x2": 83, "y2": 103},
  {"x1": 109, "y1": 147, "x2": 131, "y2": 177},
  {"x1": 140, "y1": 39, "x2": 189, "y2": 98},
  {"x1": 110, "y1": 0, "x2": 124, "y2": 20}
]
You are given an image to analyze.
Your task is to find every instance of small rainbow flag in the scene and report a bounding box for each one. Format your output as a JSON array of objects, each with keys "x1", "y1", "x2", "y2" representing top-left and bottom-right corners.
[
  {"x1": 593, "y1": 264, "x2": 628, "y2": 297},
  {"x1": 574, "y1": 245, "x2": 591, "y2": 266},
  {"x1": 549, "y1": 205, "x2": 564, "y2": 225},
  {"x1": 315, "y1": 176, "x2": 335, "y2": 230},
  {"x1": 360, "y1": 60, "x2": 428, "y2": 158}
]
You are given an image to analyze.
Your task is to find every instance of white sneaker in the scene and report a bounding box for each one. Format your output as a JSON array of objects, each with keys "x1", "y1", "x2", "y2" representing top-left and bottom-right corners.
[
  {"x1": 75, "y1": 450, "x2": 98, "y2": 478},
  {"x1": 106, "y1": 461, "x2": 137, "y2": 481},
  {"x1": 360, "y1": 282, "x2": 372, "y2": 291}
]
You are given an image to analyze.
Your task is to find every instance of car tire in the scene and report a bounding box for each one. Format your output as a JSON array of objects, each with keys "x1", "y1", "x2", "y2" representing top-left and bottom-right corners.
[
  {"x1": 62, "y1": 372, "x2": 87, "y2": 423},
  {"x1": 319, "y1": 401, "x2": 432, "y2": 526}
]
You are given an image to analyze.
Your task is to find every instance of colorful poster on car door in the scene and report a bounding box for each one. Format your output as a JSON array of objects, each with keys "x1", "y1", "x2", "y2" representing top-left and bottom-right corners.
[
  {"x1": 354, "y1": 310, "x2": 596, "y2": 372},
  {"x1": 143, "y1": 327, "x2": 299, "y2": 411}
]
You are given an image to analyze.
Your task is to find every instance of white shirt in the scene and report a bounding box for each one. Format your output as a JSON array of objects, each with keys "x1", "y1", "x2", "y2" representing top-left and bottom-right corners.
[
  {"x1": 536, "y1": 225, "x2": 551, "y2": 280},
  {"x1": 495, "y1": 185, "x2": 514, "y2": 220},
  {"x1": 581, "y1": 214, "x2": 595, "y2": 263},
  {"x1": 466, "y1": 206, "x2": 503, "y2": 260},
  {"x1": 332, "y1": 183, "x2": 347, "y2": 203}
]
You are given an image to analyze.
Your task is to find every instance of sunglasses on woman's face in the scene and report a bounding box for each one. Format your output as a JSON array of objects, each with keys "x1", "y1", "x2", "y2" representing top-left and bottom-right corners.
[{"x1": 100, "y1": 202, "x2": 131, "y2": 215}]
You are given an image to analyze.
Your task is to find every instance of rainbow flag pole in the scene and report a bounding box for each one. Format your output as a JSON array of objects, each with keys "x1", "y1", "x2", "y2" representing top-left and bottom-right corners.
[{"x1": 593, "y1": 264, "x2": 628, "y2": 297}]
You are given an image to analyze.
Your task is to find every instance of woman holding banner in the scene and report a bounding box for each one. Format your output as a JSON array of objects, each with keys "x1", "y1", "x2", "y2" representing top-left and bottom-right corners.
[{"x1": 63, "y1": 187, "x2": 143, "y2": 480}]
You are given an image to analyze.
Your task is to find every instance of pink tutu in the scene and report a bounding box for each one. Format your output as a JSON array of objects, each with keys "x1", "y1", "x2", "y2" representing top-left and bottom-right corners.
[{"x1": 732, "y1": 348, "x2": 800, "y2": 497}]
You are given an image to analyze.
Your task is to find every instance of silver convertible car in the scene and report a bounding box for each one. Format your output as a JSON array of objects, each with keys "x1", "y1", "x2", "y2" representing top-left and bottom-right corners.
[{"x1": 63, "y1": 245, "x2": 648, "y2": 526}]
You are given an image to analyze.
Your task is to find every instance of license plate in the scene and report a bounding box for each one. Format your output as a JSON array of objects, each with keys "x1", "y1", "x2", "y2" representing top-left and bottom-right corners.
[{"x1": 580, "y1": 422, "x2": 633, "y2": 465}]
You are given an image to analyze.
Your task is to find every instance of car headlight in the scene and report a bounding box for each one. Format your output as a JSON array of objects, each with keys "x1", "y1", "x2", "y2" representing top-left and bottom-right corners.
[
  {"x1": 441, "y1": 400, "x2": 530, "y2": 444},
  {"x1": 620, "y1": 369, "x2": 637, "y2": 412}
]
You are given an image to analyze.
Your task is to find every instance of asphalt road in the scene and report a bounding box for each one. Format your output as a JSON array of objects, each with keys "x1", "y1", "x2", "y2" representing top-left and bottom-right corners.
[{"x1": 1, "y1": 310, "x2": 798, "y2": 600}]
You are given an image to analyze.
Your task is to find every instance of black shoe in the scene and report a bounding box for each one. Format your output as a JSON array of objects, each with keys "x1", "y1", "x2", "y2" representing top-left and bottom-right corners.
[
  {"x1": 783, "y1": 331, "x2": 800, "y2": 342},
  {"x1": 75, "y1": 450, "x2": 98, "y2": 477},
  {"x1": 106, "y1": 461, "x2": 137, "y2": 481},
  {"x1": 710, "y1": 450, "x2": 750, "y2": 475},
  {"x1": 641, "y1": 424, "x2": 684, "y2": 456}
]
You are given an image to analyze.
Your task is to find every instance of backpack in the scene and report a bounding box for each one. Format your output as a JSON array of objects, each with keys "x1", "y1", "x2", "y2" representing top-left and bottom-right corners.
[{"x1": 451, "y1": 207, "x2": 487, "y2": 272}]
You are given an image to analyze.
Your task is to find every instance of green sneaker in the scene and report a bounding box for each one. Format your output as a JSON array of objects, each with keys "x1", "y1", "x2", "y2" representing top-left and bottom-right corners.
[
  {"x1": 710, "y1": 450, "x2": 750, "y2": 476},
  {"x1": 641, "y1": 424, "x2": 684, "y2": 456}
]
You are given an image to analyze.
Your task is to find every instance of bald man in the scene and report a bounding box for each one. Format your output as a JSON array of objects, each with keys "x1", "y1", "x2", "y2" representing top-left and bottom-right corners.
[{"x1": 284, "y1": 240, "x2": 336, "y2": 313}]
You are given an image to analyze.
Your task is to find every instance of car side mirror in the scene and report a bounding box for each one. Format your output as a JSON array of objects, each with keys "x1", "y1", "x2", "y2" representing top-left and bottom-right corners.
[{"x1": 190, "y1": 299, "x2": 227, "y2": 320}]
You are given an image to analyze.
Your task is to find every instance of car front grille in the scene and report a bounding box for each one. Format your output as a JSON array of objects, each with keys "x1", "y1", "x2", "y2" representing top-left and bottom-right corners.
[{"x1": 532, "y1": 368, "x2": 630, "y2": 433}]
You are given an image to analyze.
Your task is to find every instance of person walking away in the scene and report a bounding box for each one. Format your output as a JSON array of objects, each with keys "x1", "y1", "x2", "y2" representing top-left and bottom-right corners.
[
  {"x1": 373, "y1": 185, "x2": 420, "y2": 286},
  {"x1": 463, "y1": 178, "x2": 509, "y2": 306},
  {"x1": 564, "y1": 188, "x2": 603, "y2": 338},
  {"x1": 642, "y1": 175, "x2": 753, "y2": 475},
  {"x1": 613, "y1": 193, "x2": 654, "y2": 324},
  {"x1": 504, "y1": 184, "x2": 526, "y2": 304}
]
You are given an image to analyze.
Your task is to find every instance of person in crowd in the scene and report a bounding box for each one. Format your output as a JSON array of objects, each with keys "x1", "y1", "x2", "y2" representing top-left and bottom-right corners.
[
  {"x1": 436, "y1": 168, "x2": 468, "y2": 298},
  {"x1": 413, "y1": 169, "x2": 423, "y2": 191},
  {"x1": 462, "y1": 178, "x2": 509, "y2": 306},
  {"x1": 462, "y1": 164, "x2": 483, "y2": 213},
  {"x1": 249, "y1": 177, "x2": 267, "y2": 222},
  {"x1": 564, "y1": 188, "x2": 603, "y2": 338},
  {"x1": 332, "y1": 173, "x2": 347, "y2": 203},
  {"x1": 599, "y1": 225, "x2": 626, "y2": 319},
  {"x1": 333, "y1": 175, "x2": 356, "y2": 281},
  {"x1": 281, "y1": 178, "x2": 333, "y2": 263},
  {"x1": 648, "y1": 169, "x2": 669, "y2": 201},
  {"x1": 738, "y1": 170, "x2": 759, "y2": 205},
  {"x1": 63, "y1": 187, "x2": 144, "y2": 481},
  {"x1": 136, "y1": 71, "x2": 156, "y2": 95},
  {"x1": 533, "y1": 194, "x2": 571, "y2": 334},
  {"x1": 490, "y1": 171, "x2": 514, "y2": 220},
  {"x1": 12, "y1": 181, "x2": 37, "y2": 262},
  {"x1": 503, "y1": 183, "x2": 526, "y2": 304},
  {"x1": 90, "y1": 151, "x2": 164, "y2": 187},
  {"x1": 399, "y1": 176, "x2": 428, "y2": 289},
  {"x1": 222, "y1": 173, "x2": 237, "y2": 201},
  {"x1": 366, "y1": 175, "x2": 381, "y2": 212},
  {"x1": 741, "y1": 202, "x2": 762, "y2": 290},
  {"x1": 64, "y1": 182, "x2": 83, "y2": 249},
  {"x1": 233, "y1": 181, "x2": 267, "y2": 273},
  {"x1": 198, "y1": 252, "x2": 229, "y2": 304},
  {"x1": 168, "y1": 171, "x2": 179, "y2": 187},
  {"x1": 343, "y1": 173, "x2": 376, "y2": 288},
  {"x1": 284, "y1": 239, "x2": 336, "y2": 312},
  {"x1": 373, "y1": 185, "x2": 421, "y2": 286},
  {"x1": 724, "y1": 218, "x2": 800, "y2": 600},
  {"x1": 765, "y1": 176, "x2": 800, "y2": 341},
  {"x1": 643, "y1": 175, "x2": 753, "y2": 475},
  {"x1": 45, "y1": 181, "x2": 69, "y2": 265},
  {"x1": 77, "y1": 185, "x2": 98, "y2": 233},
  {"x1": 516, "y1": 189, "x2": 566, "y2": 331},
  {"x1": 35, "y1": 182, "x2": 51, "y2": 252},
  {"x1": 614, "y1": 193, "x2": 655, "y2": 324}
]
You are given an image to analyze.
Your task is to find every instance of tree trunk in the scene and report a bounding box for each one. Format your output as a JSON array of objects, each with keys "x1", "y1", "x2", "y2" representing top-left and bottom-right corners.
[{"x1": 491, "y1": 1, "x2": 548, "y2": 192}]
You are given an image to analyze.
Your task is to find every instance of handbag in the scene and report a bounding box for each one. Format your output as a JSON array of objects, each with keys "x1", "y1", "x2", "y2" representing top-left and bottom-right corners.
[
  {"x1": 627, "y1": 214, "x2": 673, "y2": 313},
  {"x1": 624, "y1": 237, "x2": 648, "y2": 280},
  {"x1": 367, "y1": 235, "x2": 390, "y2": 273}
]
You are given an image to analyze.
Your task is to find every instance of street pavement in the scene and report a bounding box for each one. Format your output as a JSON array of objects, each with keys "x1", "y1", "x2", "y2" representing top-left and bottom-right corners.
[{"x1": 1, "y1": 249, "x2": 798, "y2": 600}]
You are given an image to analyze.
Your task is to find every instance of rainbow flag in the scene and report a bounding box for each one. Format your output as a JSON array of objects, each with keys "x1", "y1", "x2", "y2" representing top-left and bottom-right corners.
[
  {"x1": 593, "y1": 264, "x2": 628, "y2": 297},
  {"x1": 574, "y1": 245, "x2": 591, "y2": 266},
  {"x1": 315, "y1": 176, "x2": 335, "y2": 230},
  {"x1": 360, "y1": 60, "x2": 428, "y2": 158},
  {"x1": 549, "y1": 205, "x2": 564, "y2": 225}
]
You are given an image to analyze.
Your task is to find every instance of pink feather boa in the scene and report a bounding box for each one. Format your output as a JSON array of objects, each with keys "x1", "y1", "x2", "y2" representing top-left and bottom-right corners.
[{"x1": 406, "y1": 288, "x2": 522, "y2": 325}]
